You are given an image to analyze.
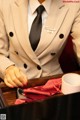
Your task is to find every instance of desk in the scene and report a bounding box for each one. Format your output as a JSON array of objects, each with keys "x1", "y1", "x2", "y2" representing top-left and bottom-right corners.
[
  {"x1": 0, "y1": 73, "x2": 62, "y2": 106},
  {"x1": 0, "y1": 73, "x2": 80, "y2": 120}
]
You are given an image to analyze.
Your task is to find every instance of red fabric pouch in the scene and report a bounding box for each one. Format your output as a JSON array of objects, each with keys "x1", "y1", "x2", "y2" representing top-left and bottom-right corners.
[{"x1": 15, "y1": 78, "x2": 62, "y2": 105}]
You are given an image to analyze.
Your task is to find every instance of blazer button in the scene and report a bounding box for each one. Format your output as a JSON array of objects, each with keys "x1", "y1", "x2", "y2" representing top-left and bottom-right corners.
[
  {"x1": 24, "y1": 64, "x2": 27, "y2": 69},
  {"x1": 37, "y1": 65, "x2": 41, "y2": 70},
  {"x1": 15, "y1": 51, "x2": 18, "y2": 55},
  {"x1": 7, "y1": 55, "x2": 10, "y2": 58},
  {"x1": 9, "y1": 32, "x2": 14, "y2": 37},
  {"x1": 51, "y1": 53, "x2": 56, "y2": 56},
  {"x1": 59, "y1": 34, "x2": 64, "y2": 39}
]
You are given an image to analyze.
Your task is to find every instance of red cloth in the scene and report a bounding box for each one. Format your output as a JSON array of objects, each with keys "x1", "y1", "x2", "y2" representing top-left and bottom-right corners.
[{"x1": 15, "y1": 78, "x2": 62, "y2": 105}]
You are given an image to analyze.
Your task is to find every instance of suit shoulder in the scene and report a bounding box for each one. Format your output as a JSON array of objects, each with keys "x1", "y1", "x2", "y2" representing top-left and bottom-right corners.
[
  {"x1": 64, "y1": 2, "x2": 80, "y2": 13},
  {"x1": 0, "y1": 0, "x2": 14, "y2": 10},
  {"x1": 0, "y1": 0, "x2": 14, "y2": 13},
  {"x1": 64, "y1": 2, "x2": 80, "y2": 8}
]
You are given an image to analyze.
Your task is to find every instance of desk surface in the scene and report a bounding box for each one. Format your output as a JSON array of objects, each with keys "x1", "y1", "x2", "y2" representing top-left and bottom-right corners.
[
  {"x1": 0, "y1": 73, "x2": 63, "y2": 106},
  {"x1": 0, "y1": 73, "x2": 80, "y2": 120},
  {"x1": 0, "y1": 72, "x2": 80, "y2": 106}
]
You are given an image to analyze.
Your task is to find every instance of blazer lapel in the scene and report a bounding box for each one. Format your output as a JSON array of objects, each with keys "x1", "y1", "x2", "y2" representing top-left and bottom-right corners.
[
  {"x1": 11, "y1": 0, "x2": 40, "y2": 65},
  {"x1": 35, "y1": 0, "x2": 69, "y2": 56}
]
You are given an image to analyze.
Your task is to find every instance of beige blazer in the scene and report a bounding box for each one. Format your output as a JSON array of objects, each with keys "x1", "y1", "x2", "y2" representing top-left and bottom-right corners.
[{"x1": 0, "y1": 0, "x2": 80, "y2": 79}]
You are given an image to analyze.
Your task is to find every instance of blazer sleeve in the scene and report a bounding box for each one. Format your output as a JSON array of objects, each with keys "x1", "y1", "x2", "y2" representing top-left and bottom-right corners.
[
  {"x1": 0, "y1": 2, "x2": 15, "y2": 79},
  {"x1": 71, "y1": 6, "x2": 80, "y2": 66}
]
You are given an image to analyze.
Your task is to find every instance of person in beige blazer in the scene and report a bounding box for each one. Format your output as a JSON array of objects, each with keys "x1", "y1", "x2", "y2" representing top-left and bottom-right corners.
[{"x1": 0, "y1": 0, "x2": 80, "y2": 88}]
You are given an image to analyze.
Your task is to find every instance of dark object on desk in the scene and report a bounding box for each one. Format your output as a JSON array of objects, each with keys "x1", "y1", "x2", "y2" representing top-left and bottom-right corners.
[
  {"x1": 59, "y1": 35, "x2": 80, "y2": 73},
  {"x1": 0, "y1": 92, "x2": 80, "y2": 120},
  {"x1": 0, "y1": 89, "x2": 7, "y2": 109}
]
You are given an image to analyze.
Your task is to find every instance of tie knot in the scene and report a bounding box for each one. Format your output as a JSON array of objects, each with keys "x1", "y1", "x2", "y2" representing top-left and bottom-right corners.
[{"x1": 36, "y1": 5, "x2": 45, "y2": 14}]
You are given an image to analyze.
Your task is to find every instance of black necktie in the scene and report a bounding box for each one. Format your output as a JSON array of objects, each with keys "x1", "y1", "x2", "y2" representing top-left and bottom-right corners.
[{"x1": 29, "y1": 5, "x2": 45, "y2": 51}]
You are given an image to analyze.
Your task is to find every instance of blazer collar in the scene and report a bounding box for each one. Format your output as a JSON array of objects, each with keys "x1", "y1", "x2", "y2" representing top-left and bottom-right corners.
[
  {"x1": 11, "y1": 0, "x2": 66, "y2": 63},
  {"x1": 11, "y1": 0, "x2": 41, "y2": 65},
  {"x1": 35, "y1": 0, "x2": 68, "y2": 56}
]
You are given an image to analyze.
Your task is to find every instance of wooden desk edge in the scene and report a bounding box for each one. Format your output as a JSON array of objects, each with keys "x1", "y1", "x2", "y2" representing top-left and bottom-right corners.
[{"x1": 0, "y1": 71, "x2": 80, "y2": 106}]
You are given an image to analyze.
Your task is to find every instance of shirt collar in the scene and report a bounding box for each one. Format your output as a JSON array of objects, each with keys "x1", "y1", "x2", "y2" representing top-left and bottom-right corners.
[{"x1": 29, "y1": 0, "x2": 52, "y2": 14}]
